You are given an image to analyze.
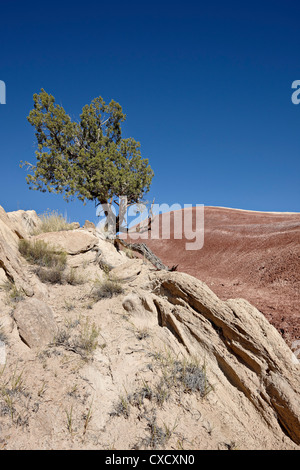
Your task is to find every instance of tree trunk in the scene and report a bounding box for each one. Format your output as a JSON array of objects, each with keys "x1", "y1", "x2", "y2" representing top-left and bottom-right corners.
[{"x1": 115, "y1": 238, "x2": 178, "y2": 272}]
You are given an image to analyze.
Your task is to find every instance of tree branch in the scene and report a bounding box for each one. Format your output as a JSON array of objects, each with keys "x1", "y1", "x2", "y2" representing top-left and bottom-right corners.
[{"x1": 115, "y1": 238, "x2": 178, "y2": 272}]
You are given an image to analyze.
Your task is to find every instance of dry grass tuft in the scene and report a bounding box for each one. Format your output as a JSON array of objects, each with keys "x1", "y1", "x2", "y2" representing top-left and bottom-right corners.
[
  {"x1": 33, "y1": 210, "x2": 75, "y2": 234},
  {"x1": 91, "y1": 276, "x2": 124, "y2": 301}
]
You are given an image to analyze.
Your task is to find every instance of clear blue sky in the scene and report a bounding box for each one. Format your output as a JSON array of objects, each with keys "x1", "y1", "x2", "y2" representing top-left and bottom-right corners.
[{"x1": 0, "y1": 0, "x2": 299, "y2": 225}]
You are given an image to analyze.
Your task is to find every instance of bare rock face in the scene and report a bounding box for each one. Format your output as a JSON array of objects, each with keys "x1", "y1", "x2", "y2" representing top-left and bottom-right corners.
[
  {"x1": 95, "y1": 238, "x2": 127, "y2": 269},
  {"x1": 148, "y1": 271, "x2": 300, "y2": 445},
  {"x1": 0, "y1": 206, "x2": 34, "y2": 294},
  {"x1": 7, "y1": 209, "x2": 42, "y2": 237},
  {"x1": 13, "y1": 298, "x2": 58, "y2": 348},
  {"x1": 0, "y1": 206, "x2": 21, "y2": 247},
  {"x1": 122, "y1": 292, "x2": 157, "y2": 329},
  {"x1": 83, "y1": 220, "x2": 96, "y2": 230},
  {"x1": 110, "y1": 259, "x2": 145, "y2": 281},
  {"x1": 33, "y1": 230, "x2": 98, "y2": 255}
]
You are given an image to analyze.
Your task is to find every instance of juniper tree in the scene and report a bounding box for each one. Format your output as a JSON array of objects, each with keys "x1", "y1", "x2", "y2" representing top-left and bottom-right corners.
[{"x1": 22, "y1": 89, "x2": 154, "y2": 234}]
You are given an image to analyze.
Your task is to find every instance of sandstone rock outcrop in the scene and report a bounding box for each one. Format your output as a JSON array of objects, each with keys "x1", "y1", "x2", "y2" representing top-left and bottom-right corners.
[
  {"x1": 147, "y1": 271, "x2": 300, "y2": 445},
  {"x1": 13, "y1": 298, "x2": 58, "y2": 348},
  {"x1": 32, "y1": 230, "x2": 99, "y2": 255},
  {"x1": 0, "y1": 205, "x2": 33, "y2": 293},
  {"x1": 0, "y1": 205, "x2": 299, "y2": 450},
  {"x1": 7, "y1": 209, "x2": 41, "y2": 237}
]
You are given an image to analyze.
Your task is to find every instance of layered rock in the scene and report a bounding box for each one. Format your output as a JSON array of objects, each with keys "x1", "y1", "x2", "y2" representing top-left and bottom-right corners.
[
  {"x1": 0, "y1": 205, "x2": 299, "y2": 449},
  {"x1": 124, "y1": 270, "x2": 300, "y2": 445},
  {"x1": 0, "y1": 206, "x2": 34, "y2": 292},
  {"x1": 7, "y1": 209, "x2": 41, "y2": 237},
  {"x1": 13, "y1": 298, "x2": 58, "y2": 348},
  {"x1": 32, "y1": 230, "x2": 99, "y2": 255}
]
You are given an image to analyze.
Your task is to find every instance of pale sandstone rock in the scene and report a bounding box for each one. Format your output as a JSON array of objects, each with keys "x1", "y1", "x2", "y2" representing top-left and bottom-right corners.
[
  {"x1": 7, "y1": 209, "x2": 41, "y2": 237},
  {"x1": 83, "y1": 220, "x2": 96, "y2": 230},
  {"x1": 32, "y1": 230, "x2": 98, "y2": 255},
  {"x1": 148, "y1": 271, "x2": 300, "y2": 445},
  {"x1": 70, "y1": 222, "x2": 80, "y2": 229},
  {"x1": 110, "y1": 259, "x2": 145, "y2": 281},
  {"x1": 0, "y1": 207, "x2": 46, "y2": 297},
  {"x1": 95, "y1": 237, "x2": 127, "y2": 269},
  {"x1": 122, "y1": 292, "x2": 157, "y2": 328},
  {"x1": 0, "y1": 206, "x2": 20, "y2": 247},
  {"x1": 0, "y1": 204, "x2": 299, "y2": 449},
  {"x1": 13, "y1": 298, "x2": 58, "y2": 348}
]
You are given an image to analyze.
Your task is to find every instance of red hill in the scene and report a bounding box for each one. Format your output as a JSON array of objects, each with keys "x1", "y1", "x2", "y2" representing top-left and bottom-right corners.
[{"x1": 125, "y1": 206, "x2": 300, "y2": 346}]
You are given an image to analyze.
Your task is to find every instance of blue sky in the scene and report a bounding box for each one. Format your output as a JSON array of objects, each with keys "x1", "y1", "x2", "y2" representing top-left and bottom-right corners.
[{"x1": 0, "y1": 0, "x2": 299, "y2": 225}]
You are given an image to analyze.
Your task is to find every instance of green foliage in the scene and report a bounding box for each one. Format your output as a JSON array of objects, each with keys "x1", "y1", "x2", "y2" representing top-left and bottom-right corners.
[{"x1": 22, "y1": 89, "x2": 154, "y2": 231}]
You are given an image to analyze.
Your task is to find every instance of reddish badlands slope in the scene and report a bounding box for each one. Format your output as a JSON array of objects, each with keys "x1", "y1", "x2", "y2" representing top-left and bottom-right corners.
[{"x1": 125, "y1": 206, "x2": 300, "y2": 346}]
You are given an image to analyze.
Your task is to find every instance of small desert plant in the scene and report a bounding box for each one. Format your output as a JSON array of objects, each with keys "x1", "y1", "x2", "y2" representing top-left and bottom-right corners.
[
  {"x1": 110, "y1": 376, "x2": 170, "y2": 421},
  {"x1": 51, "y1": 317, "x2": 100, "y2": 360},
  {"x1": 172, "y1": 358, "x2": 212, "y2": 396},
  {"x1": 65, "y1": 405, "x2": 74, "y2": 434},
  {"x1": 110, "y1": 394, "x2": 131, "y2": 419},
  {"x1": 8, "y1": 366, "x2": 24, "y2": 393},
  {"x1": 0, "y1": 364, "x2": 25, "y2": 424},
  {"x1": 19, "y1": 239, "x2": 67, "y2": 284},
  {"x1": 72, "y1": 318, "x2": 100, "y2": 356},
  {"x1": 63, "y1": 299, "x2": 76, "y2": 311},
  {"x1": 152, "y1": 350, "x2": 213, "y2": 398},
  {"x1": 65, "y1": 268, "x2": 85, "y2": 286},
  {"x1": 19, "y1": 239, "x2": 67, "y2": 269},
  {"x1": 141, "y1": 412, "x2": 176, "y2": 449},
  {"x1": 0, "y1": 280, "x2": 25, "y2": 304},
  {"x1": 133, "y1": 383, "x2": 155, "y2": 406},
  {"x1": 136, "y1": 327, "x2": 150, "y2": 341},
  {"x1": 33, "y1": 210, "x2": 75, "y2": 234},
  {"x1": 53, "y1": 327, "x2": 72, "y2": 347},
  {"x1": 35, "y1": 265, "x2": 65, "y2": 284},
  {"x1": 83, "y1": 399, "x2": 93, "y2": 435},
  {"x1": 36, "y1": 266, "x2": 85, "y2": 286},
  {"x1": 91, "y1": 276, "x2": 124, "y2": 301}
]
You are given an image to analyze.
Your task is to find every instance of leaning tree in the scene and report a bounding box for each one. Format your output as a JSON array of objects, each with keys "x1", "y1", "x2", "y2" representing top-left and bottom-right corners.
[{"x1": 22, "y1": 89, "x2": 154, "y2": 234}]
